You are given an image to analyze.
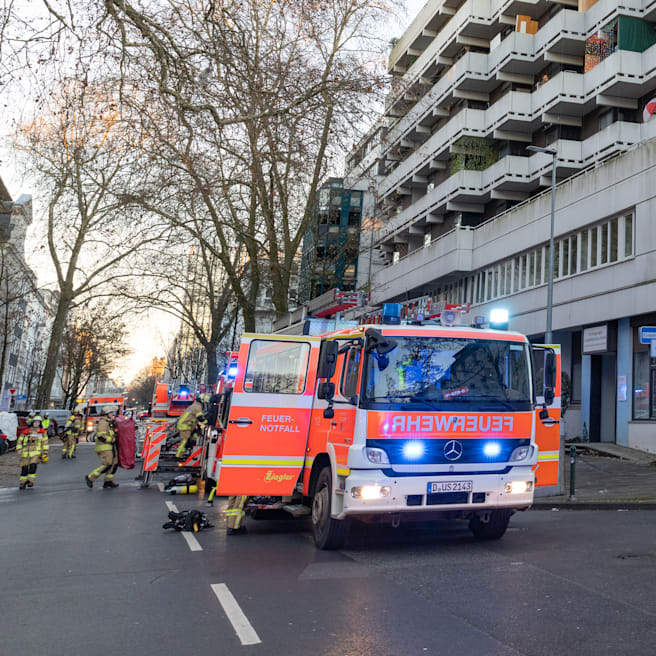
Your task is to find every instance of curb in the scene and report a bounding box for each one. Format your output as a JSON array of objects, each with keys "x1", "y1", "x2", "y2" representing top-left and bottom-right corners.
[{"x1": 532, "y1": 501, "x2": 656, "y2": 510}]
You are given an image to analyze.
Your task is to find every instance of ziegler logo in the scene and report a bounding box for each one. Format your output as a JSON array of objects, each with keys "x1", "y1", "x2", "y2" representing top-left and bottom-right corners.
[{"x1": 264, "y1": 471, "x2": 293, "y2": 483}]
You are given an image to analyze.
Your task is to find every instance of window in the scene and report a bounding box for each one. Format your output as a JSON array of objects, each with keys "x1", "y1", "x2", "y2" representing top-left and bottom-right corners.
[
  {"x1": 570, "y1": 235, "x2": 578, "y2": 275},
  {"x1": 610, "y1": 218, "x2": 618, "y2": 262},
  {"x1": 601, "y1": 223, "x2": 608, "y2": 264},
  {"x1": 562, "y1": 239, "x2": 569, "y2": 277},
  {"x1": 513, "y1": 256, "x2": 520, "y2": 291},
  {"x1": 341, "y1": 347, "x2": 362, "y2": 398},
  {"x1": 536, "y1": 249, "x2": 542, "y2": 285},
  {"x1": 581, "y1": 230, "x2": 588, "y2": 271},
  {"x1": 554, "y1": 241, "x2": 560, "y2": 279},
  {"x1": 591, "y1": 227, "x2": 598, "y2": 267},
  {"x1": 625, "y1": 214, "x2": 633, "y2": 256},
  {"x1": 244, "y1": 340, "x2": 310, "y2": 394}
]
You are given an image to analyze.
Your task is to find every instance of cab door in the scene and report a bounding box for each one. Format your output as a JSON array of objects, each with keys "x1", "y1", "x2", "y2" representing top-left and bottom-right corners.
[
  {"x1": 216, "y1": 334, "x2": 321, "y2": 496},
  {"x1": 533, "y1": 345, "x2": 561, "y2": 491}
]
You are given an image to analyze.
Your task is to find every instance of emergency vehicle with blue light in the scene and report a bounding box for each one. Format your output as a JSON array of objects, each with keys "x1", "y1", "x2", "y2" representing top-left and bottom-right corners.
[{"x1": 214, "y1": 304, "x2": 561, "y2": 549}]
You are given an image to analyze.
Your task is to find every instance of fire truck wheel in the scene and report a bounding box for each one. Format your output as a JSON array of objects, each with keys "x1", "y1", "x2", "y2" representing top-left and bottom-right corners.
[
  {"x1": 311, "y1": 467, "x2": 348, "y2": 550},
  {"x1": 468, "y1": 509, "x2": 511, "y2": 540}
]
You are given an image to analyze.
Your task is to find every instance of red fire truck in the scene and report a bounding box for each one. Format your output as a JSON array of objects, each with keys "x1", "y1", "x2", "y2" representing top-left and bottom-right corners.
[{"x1": 213, "y1": 305, "x2": 561, "y2": 549}]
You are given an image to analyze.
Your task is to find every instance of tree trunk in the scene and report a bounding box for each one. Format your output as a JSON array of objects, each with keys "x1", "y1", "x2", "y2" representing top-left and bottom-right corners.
[
  {"x1": 36, "y1": 294, "x2": 72, "y2": 407},
  {"x1": 206, "y1": 342, "x2": 218, "y2": 388}
]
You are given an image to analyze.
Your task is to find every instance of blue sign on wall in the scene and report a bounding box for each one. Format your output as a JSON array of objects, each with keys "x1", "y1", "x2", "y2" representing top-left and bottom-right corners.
[{"x1": 639, "y1": 326, "x2": 656, "y2": 344}]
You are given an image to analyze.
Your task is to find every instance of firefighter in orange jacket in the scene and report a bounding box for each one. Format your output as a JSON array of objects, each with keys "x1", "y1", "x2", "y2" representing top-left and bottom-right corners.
[{"x1": 17, "y1": 415, "x2": 49, "y2": 489}]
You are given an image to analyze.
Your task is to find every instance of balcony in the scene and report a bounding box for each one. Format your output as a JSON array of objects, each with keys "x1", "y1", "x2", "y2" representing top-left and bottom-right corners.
[
  {"x1": 581, "y1": 121, "x2": 641, "y2": 163},
  {"x1": 371, "y1": 226, "x2": 474, "y2": 304},
  {"x1": 380, "y1": 109, "x2": 486, "y2": 199}
]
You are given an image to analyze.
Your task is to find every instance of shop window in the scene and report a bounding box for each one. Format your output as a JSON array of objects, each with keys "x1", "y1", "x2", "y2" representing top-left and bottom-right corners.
[
  {"x1": 571, "y1": 332, "x2": 582, "y2": 403},
  {"x1": 633, "y1": 330, "x2": 653, "y2": 419}
]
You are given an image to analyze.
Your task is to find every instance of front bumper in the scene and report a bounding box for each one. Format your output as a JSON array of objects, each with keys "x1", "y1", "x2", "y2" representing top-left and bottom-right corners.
[{"x1": 339, "y1": 466, "x2": 534, "y2": 518}]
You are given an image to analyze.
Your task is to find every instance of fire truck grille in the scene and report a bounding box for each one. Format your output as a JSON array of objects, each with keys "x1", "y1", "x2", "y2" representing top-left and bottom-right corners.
[{"x1": 426, "y1": 492, "x2": 469, "y2": 505}]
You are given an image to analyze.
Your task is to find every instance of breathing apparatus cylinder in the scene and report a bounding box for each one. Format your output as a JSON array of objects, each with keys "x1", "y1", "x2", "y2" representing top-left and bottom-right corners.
[{"x1": 166, "y1": 484, "x2": 198, "y2": 495}]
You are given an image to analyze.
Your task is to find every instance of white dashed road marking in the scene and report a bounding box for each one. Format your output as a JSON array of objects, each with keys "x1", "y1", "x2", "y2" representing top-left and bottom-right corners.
[
  {"x1": 211, "y1": 583, "x2": 262, "y2": 646},
  {"x1": 165, "y1": 500, "x2": 202, "y2": 551}
]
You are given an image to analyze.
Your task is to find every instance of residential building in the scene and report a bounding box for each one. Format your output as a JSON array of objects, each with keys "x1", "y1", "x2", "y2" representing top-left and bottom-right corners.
[
  {"x1": 299, "y1": 178, "x2": 364, "y2": 303},
  {"x1": 344, "y1": 0, "x2": 656, "y2": 453}
]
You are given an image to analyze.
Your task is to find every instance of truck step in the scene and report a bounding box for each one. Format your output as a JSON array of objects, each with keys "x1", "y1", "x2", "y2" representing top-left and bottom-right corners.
[{"x1": 282, "y1": 504, "x2": 311, "y2": 517}]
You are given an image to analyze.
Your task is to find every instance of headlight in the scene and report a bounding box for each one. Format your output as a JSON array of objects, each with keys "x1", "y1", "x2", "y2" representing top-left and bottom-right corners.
[
  {"x1": 351, "y1": 485, "x2": 391, "y2": 499},
  {"x1": 509, "y1": 445, "x2": 531, "y2": 462},
  {"x1": 505, "y1": 480, "x2": 533, "y2": 494},
  {"x1": 365, "y1": 447, "x2": 390, "y2": 465}
]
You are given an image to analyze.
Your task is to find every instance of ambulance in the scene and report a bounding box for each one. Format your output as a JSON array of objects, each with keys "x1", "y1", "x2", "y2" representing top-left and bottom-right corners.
[
  {"x1": 214, "y1": 305, "x2": 561, "y2": 549},
  {"x1": 83, "y1": 396, "x2": 125, "y2": 439}
]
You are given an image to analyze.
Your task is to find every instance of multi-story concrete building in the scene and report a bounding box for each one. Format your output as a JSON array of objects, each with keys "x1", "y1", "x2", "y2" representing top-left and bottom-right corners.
[
  {"x1": 299, "y1": 178, "x2": 364, "y2": 303},
  {"x1": 345, "y1": 0, "x2": 656, "y2": 452}
]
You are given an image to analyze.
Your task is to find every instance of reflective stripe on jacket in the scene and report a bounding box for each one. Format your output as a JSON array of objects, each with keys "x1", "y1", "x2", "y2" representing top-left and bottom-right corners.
[
  {"x1": 95, "y1": 417, "x2": 115, "y2": 452},
  {"x1": 17, "y1": 430, "x2": 49, "y2": 458},
  {"x1": 177, "y1": 402, "x2": 206, "y2": 431}
]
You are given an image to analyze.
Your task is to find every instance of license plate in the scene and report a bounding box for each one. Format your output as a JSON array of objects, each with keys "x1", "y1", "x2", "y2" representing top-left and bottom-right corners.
[{"x1": 428, "y1": 480, "x2": 473, "y2": 493}]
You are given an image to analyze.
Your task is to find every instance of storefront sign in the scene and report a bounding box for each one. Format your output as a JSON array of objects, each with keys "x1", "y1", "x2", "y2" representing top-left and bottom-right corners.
[{"x1": 583, "y1": 324, "x2": 608, "y2": 353}]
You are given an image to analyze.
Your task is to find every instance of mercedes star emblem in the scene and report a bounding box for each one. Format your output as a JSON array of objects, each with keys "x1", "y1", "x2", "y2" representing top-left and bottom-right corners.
[{"x1": 444, "y1": 440, "x2": 463, "y2": 461}]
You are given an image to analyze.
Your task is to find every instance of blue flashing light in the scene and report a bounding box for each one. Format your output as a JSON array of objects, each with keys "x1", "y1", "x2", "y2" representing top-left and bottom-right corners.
[
  {"x1": 227, "y1": 364, "x2": 238, "y2": 378},
  {"x1": 490, "y1": 308, "x2": 509, "y2": 330},
  {"x1": 442, "y1": 310, "x2": 456, "y2": 325},
  {"x1": 403, "y1": 441, "x2": 425, "y2": 460},
  {"x1": 381, "y1": 303, "x2": 402, "y2": 324},
  {"x1": 483, "y1": 441, "x2": 502, "y2": 458}
]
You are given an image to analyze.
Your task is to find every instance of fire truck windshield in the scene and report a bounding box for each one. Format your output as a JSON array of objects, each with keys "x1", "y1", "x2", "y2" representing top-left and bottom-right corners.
[{"x1": 362, "y1": 337, "x2": 532, "y2": 411}]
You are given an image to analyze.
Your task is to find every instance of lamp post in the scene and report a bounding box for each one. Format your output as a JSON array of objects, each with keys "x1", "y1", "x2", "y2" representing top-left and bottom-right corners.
[{"x1": 527, "y1": 145, "x2": 557, "y2": 344}]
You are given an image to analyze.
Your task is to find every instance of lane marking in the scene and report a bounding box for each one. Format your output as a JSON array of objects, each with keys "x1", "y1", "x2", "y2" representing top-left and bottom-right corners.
[
  {"x1": 211, "y1": 583, "x2": 262, "y2": 646},
  {"x1": 157, "y1": 482, "x2": 164, "y2": 492},
  {"x1": 165, "y1": 500, "x2": 203, "y2": 551}
]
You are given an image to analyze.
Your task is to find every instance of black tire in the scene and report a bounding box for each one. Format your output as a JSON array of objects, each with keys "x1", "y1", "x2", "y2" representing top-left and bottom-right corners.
[
  {"x1": 311, "y1": 467, "x2": 349, "y2": 550},
  {"x1": 0, "y1": 438, "x2": 7, "y2": 455},
  {"x1": 469, "y1": 509, "x2": 512, "y2": 540}
]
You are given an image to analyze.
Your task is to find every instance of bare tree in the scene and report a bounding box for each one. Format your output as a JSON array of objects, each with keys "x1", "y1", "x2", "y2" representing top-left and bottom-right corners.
[
  {"x1": 126, "y1": 229, "x2": 237, "y2": 386},
  {"x1": 15, "y1": 79, "x2": 168, "y2": 407},
  {"x1": 126, "y1": 366, "x2": 157, "y2": 406},
  {"x1": 100, "y1": 0, "x2": 398, "y2": 326},
  {"x1": 57, "y1": 305, "x2": 130, "y2": 410}
]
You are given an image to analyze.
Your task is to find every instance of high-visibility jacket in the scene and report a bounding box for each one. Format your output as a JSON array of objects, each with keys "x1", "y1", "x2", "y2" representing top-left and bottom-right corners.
[
  {"x1": 17, "y1": 429, "x2": 49, "y2": 458},
  {"x1": 95, "y1": 417, "x2": 116, "y2": 452},
  {"x1": 65, "y1": 416, "x2": 83, "y2": 435},
  {"x1": 42, "y1": 418, "x2": 51, "y2": 430},
  {"x1": 177, "y1": 401, "x2": 206, "y2": 432}
]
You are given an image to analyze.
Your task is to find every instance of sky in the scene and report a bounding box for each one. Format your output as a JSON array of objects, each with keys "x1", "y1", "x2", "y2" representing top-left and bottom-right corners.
[{"x1": 2, "y1": 0, "x2": 427, "y2": 385}]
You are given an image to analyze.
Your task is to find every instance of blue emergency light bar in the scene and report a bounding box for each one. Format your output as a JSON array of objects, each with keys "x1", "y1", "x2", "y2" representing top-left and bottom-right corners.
[
  {"x1": 381, "y1": 303, "x2": 402, "y2": 324},
  {"x1": 227, "y1": 363, "x2": 238, "y2": 378}
]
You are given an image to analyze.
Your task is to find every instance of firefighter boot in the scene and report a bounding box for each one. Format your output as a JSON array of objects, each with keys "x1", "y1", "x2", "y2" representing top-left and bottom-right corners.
[
  {"x1": 103, "y1": 480, "x2": 119, "y2": 489},
  {"x1": 19, "y1": 480, "x2": 27, "y2": 490},
  {"x1": 85, "y1": 475, "x2": 93, "y2": 488},
  {"x1": 26, "y1": 480, "x2": 34, "y2": 488},
  {"x1": 226, "y1": 526, "x2": 247, "y2": 536}
]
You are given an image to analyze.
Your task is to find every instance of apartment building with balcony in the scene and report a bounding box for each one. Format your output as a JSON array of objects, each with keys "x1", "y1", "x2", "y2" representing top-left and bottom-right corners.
[{"x1": 345, "y1": 0, "x2": 656, "y2": 452}]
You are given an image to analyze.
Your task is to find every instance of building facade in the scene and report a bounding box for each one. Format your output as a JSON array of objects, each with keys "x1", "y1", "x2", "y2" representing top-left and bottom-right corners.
[
  {"x1": 299, "y1": 178, "x2": 364, "y2": 303},
  {"x1": 345, "y1": 0, "x2": 656, "y2": 452}
]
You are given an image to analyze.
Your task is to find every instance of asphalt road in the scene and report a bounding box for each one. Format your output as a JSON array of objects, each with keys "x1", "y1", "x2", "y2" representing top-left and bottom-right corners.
[{"x1": 2, "y1": 444, "x2": 656, "y2": 656}]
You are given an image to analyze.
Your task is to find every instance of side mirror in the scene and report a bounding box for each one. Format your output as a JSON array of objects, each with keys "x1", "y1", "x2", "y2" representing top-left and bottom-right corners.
[
  {"x1": 544, "y1": 351, "x2": 556, "y2": 389},
  {"x1": 318, "y1": 341, "x2": 339, "y2": 379},
  {"x1": 317, "y1": 381, "x2": 335, "y2": 400},
  {"x1": 323, "y1": 406, "x2": 334, "y2": 419},
  {"x1": 365, "y1": 327, "x2": 398, "y2": 355}
]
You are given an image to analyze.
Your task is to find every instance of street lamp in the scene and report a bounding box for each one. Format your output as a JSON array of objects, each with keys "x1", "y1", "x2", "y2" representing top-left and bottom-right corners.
[{"x1": 527, "y1": 145, "x2": 557, "y2": 344}]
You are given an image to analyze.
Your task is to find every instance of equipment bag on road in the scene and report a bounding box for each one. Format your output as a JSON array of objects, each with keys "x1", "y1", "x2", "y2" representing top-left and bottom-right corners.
[
  {"x1": 162, "y1": 509, "x2": 213, "y2": 532},
  {"x1": 114, "y1": 415, "x2": 136, "y2": 469}
]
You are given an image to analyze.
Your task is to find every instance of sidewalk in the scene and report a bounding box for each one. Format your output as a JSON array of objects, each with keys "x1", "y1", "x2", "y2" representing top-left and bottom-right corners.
[{"x1": 533, "y1": 444, "x2": 656, "y2": 509}]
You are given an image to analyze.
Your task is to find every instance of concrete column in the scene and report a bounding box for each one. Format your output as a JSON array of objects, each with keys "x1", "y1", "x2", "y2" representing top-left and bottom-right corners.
[
  {"x1": 615, "y1": 317, "x2": 631, "y2": 447},
  {"x1": 580, "y1": 354, "x2": 591, "y2": 440}
]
